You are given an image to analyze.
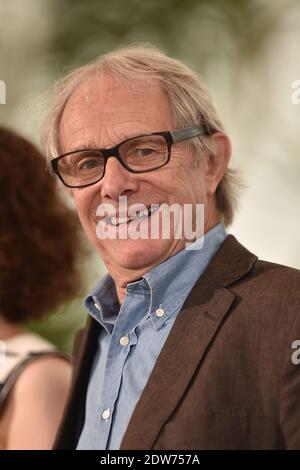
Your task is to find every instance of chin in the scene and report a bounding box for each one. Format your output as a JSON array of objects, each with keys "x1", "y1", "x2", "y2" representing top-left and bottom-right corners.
[{"x1": 104, "y1": 238, "x2": 171, "y2": 271}]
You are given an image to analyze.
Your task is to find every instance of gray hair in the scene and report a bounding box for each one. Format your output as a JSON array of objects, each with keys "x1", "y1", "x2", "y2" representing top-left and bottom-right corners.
[{"x1": 42, "y1": 43, "x2": 239, "y2": 226}]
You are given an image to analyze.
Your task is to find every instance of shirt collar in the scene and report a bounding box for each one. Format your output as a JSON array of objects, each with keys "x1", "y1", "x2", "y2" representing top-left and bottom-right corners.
[
  {"x1": 85, "y1": 223, "x2": 227, "y2": 333},
  {"x1": 85, "y1": 273, "x2": 120, "y2": 334}
]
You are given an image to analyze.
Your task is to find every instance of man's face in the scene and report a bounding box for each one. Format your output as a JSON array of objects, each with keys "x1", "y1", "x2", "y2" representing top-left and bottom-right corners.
[{"x1": 59, "y1": 74, "x2": 214, "y2": 274}]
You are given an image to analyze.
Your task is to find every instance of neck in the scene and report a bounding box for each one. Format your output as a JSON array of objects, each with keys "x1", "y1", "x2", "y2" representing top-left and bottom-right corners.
[
  {"x1": 106, "y1": 260, "x2": 160, "y2": 305},
  {"x1": 0, "y1": 316, "x2": 25, "y2": 341}
]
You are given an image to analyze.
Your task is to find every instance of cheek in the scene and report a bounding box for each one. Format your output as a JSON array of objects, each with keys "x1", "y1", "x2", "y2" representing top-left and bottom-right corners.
[{"x1": 166, "y1": 166, "x2": 206, "y2": 202}]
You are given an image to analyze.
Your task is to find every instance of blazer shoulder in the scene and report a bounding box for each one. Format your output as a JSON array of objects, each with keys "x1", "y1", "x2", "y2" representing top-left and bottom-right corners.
[
  {"x1": 230, "y1": 256, "x2": 300, "y2": 316},
  {"x1": 249, "y1": 258, "x2": 300, "y2": 288}
]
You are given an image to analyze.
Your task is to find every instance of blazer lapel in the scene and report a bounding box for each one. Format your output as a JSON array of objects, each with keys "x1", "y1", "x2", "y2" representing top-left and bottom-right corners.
[
  {"x1": 120, "y1": 235, "x2": 257, "y2": 449},
  {"x1": 53, "y1": 316, "x2": 101, "y2": 449}
]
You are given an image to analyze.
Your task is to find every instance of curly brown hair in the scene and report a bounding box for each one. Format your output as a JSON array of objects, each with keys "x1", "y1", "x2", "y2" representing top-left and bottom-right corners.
[{"x1": 0, "y1": 127, "x2": 82, "y2": 323}]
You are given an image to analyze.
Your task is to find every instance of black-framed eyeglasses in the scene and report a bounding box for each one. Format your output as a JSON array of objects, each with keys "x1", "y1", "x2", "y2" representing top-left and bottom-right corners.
[{"x1": 51, "y1": 126, "x2": 211, "y2": 189}]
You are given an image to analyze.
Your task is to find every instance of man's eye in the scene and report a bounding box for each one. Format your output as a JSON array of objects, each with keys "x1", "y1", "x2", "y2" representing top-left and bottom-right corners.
[
  {"x1": 136, "y1": 147, "x2": 157, "y2": 157},
  {"x1": 78, "y1": 158, "x2": 100, "y2": 171}
]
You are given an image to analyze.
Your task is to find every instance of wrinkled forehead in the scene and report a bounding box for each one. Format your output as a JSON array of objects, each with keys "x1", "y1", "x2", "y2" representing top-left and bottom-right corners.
[
  {"x1": 66, "y1": 73, "x2": 130, "y2": 111},
  {"x1": 59, "y1": 72, "x2": 173, "y2": 152}
]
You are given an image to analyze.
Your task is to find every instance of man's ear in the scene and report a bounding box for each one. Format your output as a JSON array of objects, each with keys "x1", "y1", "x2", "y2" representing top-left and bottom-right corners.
[{"x1": 204, "y1": 132, "x2": 231, "y2": 196}]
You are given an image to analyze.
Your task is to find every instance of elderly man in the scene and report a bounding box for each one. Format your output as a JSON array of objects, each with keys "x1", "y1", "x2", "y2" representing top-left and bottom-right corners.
[{"x1": 44, "y1": 45, "x2": 300, "y2": 450}]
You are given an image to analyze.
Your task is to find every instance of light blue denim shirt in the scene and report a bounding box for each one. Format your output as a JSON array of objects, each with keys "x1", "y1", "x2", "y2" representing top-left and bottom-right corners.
[{"x1": 77, "y1": 223, "x2": 227, "y2": 450}]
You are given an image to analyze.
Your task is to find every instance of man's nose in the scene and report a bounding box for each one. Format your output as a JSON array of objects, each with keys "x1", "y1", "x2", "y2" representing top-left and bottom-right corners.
[{"x1": 100, "y1": 156, "x2": 138, "y2": 201}]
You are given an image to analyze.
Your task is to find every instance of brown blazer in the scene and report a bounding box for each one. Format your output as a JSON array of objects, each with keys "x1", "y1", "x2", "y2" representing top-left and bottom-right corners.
[{"x1": 54, "y1": 235, "x2": 300, "y2": 450}]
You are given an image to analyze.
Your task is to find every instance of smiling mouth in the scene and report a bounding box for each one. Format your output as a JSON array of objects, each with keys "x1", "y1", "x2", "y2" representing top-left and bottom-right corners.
[{"x1": 106, "y1": 204, "x2": 161, "y2": 227}]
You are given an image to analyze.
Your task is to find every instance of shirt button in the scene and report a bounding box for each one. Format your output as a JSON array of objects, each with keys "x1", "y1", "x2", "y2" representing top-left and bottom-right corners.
[
  {"x1": 120, "y1": 335, "x2": 129, "y2": 347},
  {"x1": 101, "y1": 408, "x2": 111, "y2": 421},
  {"x1": 155, "y1": 307, "x2": 165, "y2": 318}
]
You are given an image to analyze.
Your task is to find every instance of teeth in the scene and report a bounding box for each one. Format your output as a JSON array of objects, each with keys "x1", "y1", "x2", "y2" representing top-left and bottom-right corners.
[
  {"x1": 150, "y1": 204, "x2": 160, "y2": 214},
  {"x1": 109, "y1": 216, "x2": 129, "y2": 226},
  {"x1": 107, "y1": 204, "x2": 160, "y2": 226},
  {"x1": 118, "y1": 216, "x2": 130, "y2": 224},
  {"x1": 110, "y1": 216, "x2": 118, "y2": 226},
  {"x1": 135, "y1": 209, "x2": 148, "y2": 219},
  {"x1": 108, "y1": 216, "x2": 130, "y2": 226}
]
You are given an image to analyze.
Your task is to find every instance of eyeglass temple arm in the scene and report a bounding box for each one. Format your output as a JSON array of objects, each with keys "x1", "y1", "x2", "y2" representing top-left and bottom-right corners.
[{"x1": 171, "y1": 126, "x2": 211, "y2": 143}]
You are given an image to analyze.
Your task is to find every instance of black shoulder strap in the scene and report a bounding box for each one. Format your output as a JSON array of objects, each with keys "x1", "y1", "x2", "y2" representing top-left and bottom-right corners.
[{"x1": 0, "y1": 351, "x2": 71, "y2": 413}]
